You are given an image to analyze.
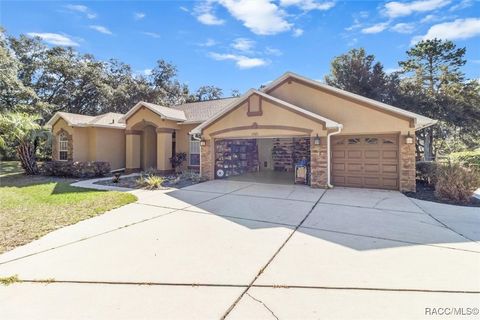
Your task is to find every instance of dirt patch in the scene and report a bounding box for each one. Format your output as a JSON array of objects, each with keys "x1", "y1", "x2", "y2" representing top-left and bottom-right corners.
[{"x1": 404, "y1": 181, "x2": 480, "y2": 207}]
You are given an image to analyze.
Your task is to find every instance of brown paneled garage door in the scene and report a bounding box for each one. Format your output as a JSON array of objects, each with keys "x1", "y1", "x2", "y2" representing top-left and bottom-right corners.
[{"x1": 332, "y1": 134, "x2": 399, "y2": 190}]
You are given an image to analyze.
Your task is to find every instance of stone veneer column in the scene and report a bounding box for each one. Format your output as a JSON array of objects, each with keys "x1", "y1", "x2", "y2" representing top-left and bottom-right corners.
[
  {"x1": 125, "y1": 130, "x2": 141, "y2": 173},
  {"x1": 156, "y1": 128, "x2": 174, "y2": 173},
  {"x1": 400, "y1": 133, "x2": 416, "y2": 192},
  {"x1": 310, "y1": 137, "x2": 328, "y2": 188},
  {"x1": 200, "y1": 139, "x2": 214, "y2": 180}
]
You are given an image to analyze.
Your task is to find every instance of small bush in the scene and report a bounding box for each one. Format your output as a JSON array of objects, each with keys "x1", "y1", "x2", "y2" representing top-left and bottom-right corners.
[
  {"x1": 435, "y1": 162, "x2": 480, "y2": 204},
  {"x1": 41, "y1": 161, "x2": 110, "y2": 178},
  {"x1": 416, "y1": 161, "x2": 438, "y2": 185},
  {"x1": 170, "y1": 152, "x2": 187, "y2": 171},
  {"x1": 179, "y1": 170, "x2": 206, "y2": 183},
  {"x1": 136, "y1": 174, "x2": 165, "y2": 189},
  {"x1": 449, "y1": 150, "x2": 480, "y2": 168},
  {"x1": 112, "y1": 172, "x2": 121, "y2": 183}
]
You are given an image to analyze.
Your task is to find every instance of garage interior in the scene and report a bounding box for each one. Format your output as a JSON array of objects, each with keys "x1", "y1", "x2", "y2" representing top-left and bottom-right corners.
[{"x1": 214, "y1": 137, "x2": 311, "y2": 185}]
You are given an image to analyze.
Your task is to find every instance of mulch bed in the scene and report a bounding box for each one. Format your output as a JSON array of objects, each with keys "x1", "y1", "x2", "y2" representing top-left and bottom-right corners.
[
  {"x1": 404, "y1": 181, "x2": 480, "y2": 207},
  {"x1": 94, "y1": 174, "x2": 200, "y2": 189}
]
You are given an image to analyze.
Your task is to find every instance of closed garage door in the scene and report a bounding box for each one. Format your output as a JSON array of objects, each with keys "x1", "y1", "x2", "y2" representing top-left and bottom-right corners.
[{"x1": 332, "y1": 134, "x2": 399, "y2": 190}]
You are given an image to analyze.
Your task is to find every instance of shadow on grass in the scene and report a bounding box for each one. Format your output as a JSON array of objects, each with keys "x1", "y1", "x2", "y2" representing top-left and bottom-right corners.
[{"x1": 51, "y1": 182, "x2": 103, "y2": 195}]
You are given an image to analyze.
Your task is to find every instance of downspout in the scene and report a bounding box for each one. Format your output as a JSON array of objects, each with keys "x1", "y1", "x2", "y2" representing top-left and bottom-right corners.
[{"x1": 327, "y1": 125, "x2": 343, "y2": 188}]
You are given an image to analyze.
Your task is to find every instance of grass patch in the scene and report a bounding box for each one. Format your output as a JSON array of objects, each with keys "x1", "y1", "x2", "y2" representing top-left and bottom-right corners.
[
  {"x1": 0, "y1": 275, "x2": 19, "y2": 286},
  {"x1": 0, "y1": 161, "x2": 24, "y2": 177},
  {"x1": 0, "y1": 175, "x2": 136, "y2": 253}
]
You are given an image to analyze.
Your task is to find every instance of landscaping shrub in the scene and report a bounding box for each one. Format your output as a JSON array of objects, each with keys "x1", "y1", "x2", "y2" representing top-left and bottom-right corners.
[
  {"x1": 170, "y1": 152, "x2": 187, "y2": 172},
  {"x1": 136, "y1": 174, "x2": 165, "y2": 189},
  {"x1": 449, "y1": 150, "x2": 480, "y2": 168},
  {"x1": 435, "y1": 161, "x2": 480, "y2": 204},
  {"x1": 416, "y1": 161, "x2": 438, "y2": 185},
  {"x1": 41, "y1": 161, "x2": 110, "y2": 178}
]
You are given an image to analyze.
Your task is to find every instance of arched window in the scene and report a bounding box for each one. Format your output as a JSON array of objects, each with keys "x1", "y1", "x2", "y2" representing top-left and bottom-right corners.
[{"x1": 58, "y1": 133, "x2": 68, "y2": 161}]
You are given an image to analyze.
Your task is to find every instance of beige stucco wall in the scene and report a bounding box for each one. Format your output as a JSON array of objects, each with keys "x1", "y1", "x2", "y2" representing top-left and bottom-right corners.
[
  {"x1": 125, "y1": 107, "x2": 196, "y2": 171},
  {"x1": 126, "y1": 107, "x2": 180, "y2": 130},
  {"x1": 51, "y1": 117, "x2": 125, "y2": 170},
  {"x1": 93, "y1": 128, "x2": 126, "y2": 170},
  {"x1": 71, "y1": 127, "x2": 89, "y2": 161},
  {"x1": 202, "y1": 98, "x2": 327, "y2": 140},
  {"x1": 268, "y1": 80, "x2": 412, "y2": 135}
]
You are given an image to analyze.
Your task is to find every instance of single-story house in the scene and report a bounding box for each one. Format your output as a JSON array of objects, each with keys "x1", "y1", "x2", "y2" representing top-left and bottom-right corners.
[{"x1": 46, "y1": 72, "x2": 437, "y2": 192}]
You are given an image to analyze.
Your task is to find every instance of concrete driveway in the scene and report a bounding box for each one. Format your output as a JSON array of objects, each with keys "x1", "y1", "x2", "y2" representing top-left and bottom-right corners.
[{"x1": 1, "y1": 180, "x2": 479, "y2": 319}]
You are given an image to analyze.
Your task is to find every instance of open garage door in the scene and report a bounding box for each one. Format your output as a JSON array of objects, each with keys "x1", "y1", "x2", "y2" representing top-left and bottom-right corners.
[
  {"x1": 214, "y1": 137, "x2": 310, "y2": 185},
  {"x1": 332, "y1": 134, "x2": 399, "y2": 190}
]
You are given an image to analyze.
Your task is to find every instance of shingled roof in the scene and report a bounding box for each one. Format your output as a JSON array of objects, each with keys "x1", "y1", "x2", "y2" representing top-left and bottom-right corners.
[
  {"x1": 172, "y1": 97, "x2": 239, "y2": 124},
  {"x1": 46, "y1": 112, "x2": 126, "y2": 129}
]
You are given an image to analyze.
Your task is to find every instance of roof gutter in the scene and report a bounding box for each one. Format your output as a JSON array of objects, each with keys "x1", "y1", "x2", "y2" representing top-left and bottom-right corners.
[{"x1": 327, "y1": 125, "x2": 343, "y2": 188}]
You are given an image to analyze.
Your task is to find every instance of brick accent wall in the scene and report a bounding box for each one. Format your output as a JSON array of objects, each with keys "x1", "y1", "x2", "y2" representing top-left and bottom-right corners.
[
  {"x1": 200, "y1": 140, "x2": 214, "y2": 180},
  {"x1": 52, "y1": 129, "x2": 73, "y2": 161},
  {"x1": 310, "y1": 138, "x2": 328, "y2": 188},
  {"x1": 400, "y1": 133, "x2": 416, "y2": 192}
]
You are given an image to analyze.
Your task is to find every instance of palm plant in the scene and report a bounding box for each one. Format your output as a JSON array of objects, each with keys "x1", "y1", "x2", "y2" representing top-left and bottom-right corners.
[{"x1": 0, "y1": 112, "x2": 49, "y2": 175}]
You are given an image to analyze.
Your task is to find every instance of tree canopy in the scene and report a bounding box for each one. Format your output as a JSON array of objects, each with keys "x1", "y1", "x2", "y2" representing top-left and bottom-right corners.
[
  {"x1": 0, "y1": 28, "x2": 222, "y2": 123},
  {"x1": 325, "y1": 40, "x2": 479, "y2": 158}
]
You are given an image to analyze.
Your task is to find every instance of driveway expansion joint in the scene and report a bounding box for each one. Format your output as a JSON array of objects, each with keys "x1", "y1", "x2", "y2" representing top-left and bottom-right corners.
[
  {"x1": 408, "y1": 197, "x2": 480, "y2": 245},
  {"x1": 221, "y1": 190, "x2": 326, "y2": 319}
]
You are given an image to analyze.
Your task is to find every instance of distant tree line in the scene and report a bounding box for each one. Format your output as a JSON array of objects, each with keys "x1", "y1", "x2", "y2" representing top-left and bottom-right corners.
[{"x1": 0, "y1": 27, "x2": 226, "y2": 122}]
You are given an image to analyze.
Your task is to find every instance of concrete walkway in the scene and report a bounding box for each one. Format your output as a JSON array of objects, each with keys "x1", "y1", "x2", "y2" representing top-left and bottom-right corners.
[{"x1": 0, "y1": 180, "x2": 479, "y2": 319}]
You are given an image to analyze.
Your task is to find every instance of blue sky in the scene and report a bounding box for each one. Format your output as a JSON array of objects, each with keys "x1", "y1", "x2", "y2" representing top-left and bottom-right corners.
[{"x1": 2, "y1": 0, "x2": 479, "y2": 94}]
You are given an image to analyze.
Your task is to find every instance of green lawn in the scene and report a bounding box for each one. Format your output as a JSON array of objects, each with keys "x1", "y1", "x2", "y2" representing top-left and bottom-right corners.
[
  {"x1": 0, "y1": 161, "x2": 24, "y2": 177},
  {"x1": 0, "y1": 174, "x2": 137, "y2": 253}
]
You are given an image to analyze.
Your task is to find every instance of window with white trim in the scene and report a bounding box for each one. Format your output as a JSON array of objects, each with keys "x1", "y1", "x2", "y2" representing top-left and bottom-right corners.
[
  {"x1": 189, "y1": 136, "x2": 200, "y2": 166},
  {"x1": 59, "y1": 133, "x2": 68, "y2": 161}
]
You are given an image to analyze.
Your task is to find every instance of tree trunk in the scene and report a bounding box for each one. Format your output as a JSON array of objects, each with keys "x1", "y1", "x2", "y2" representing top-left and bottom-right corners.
[
  {"x1": 16, "y1": 142, "x2": 39, "y2": 175},
  {"x1": 423, "y1": 127, "x2": 434, "y2": 161}
]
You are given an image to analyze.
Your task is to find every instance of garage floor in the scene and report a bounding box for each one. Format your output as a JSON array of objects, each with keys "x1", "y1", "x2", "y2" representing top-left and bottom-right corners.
[{"x1": 0, "y1": 180, "x2": 479, "y2": 319}]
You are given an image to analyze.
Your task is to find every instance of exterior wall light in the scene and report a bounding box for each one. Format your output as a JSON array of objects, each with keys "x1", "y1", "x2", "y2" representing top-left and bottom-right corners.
[
  {"x1": 405, "y1": 132, "x2": 414, "y2": 144},
  {"x1": 314, "y1": 134, "x2": 321, "y2": 145},
  {"x1": 200, "y1": 139, "x2": 206, "y2": 146}
]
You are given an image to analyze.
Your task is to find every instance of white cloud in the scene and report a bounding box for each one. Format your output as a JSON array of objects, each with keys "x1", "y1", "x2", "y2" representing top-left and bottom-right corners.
[
  {"x1": 89, "y1": 25, "x2": 113, "y2": 35},
  {"x1": 198, "y1": 12, "x2": 225, "y2": 25},
  {"x1": 449, "y1": 0, "x2": 474, "y2": 11},
  {"x1": 199, "y1": 38, "x2": 218, "y2": 47},
  {"x1": 144, "y1": 69, "x2": 152, "y2": 76},
  {"x1": 293, "y1": 28, "x2": 304, "y2": 37},
  {"x1": 134, "y1": 12, "x2": 146, "y2": 20},
  {"x1": 218, "y1": 0, "x2": 292, "y2": 35},
  {"x1": 27, "y1": 32, "x2": 79, "y2": 46},
  {"x1": 195, "y1": 1, "x2": 225, "y2": 25},
  {"x1": 231, "y1": 38, "x2": 255, "y2": 51},
  {"x1": 345, "y1": 18, "x2": 363, "y2": 31},
  {"x1": 361, "y1": 22, "x2": 389, "y2": 34},
  {"x1": 412, "y1": 18, "x2": 480, "y2": 44},
  {"x1": 64, "y1": 4, "x2": 96, "y2": 19},
  {"x1": 391, "y1": 22, "x2": 415, "y2": 33},
  {"x1": 383, "y1": 0, "x2": 451, "y2": 18},
  {"x1": 265, "y1": 47, "x2": 282, "y2": 56},
  {"x1": 179, "y1": 6, "x2": 189, "y2": 12},
  {"x1": 209, "y1": 52, "x2": 268, "y2": 68},
  {"x1": 142, "y1": 32, "x2": 161, "y2": 38},
  {"x1": 279, "y1": 0, "x2": 335, "y2": 11}
]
